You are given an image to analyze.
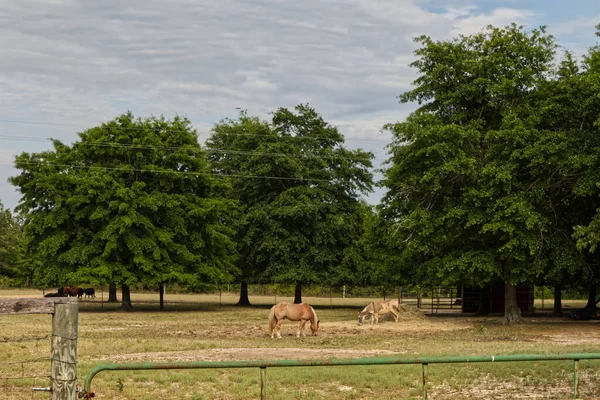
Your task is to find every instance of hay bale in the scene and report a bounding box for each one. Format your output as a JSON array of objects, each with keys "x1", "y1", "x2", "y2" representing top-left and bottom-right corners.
[{"x1": 396, "y1": 304, "x2": 427, "y2": 321}]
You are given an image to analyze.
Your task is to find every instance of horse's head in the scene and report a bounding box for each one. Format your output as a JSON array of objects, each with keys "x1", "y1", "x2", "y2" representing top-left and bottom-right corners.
[{"x1": 310, "y1": 319, "x2": 319, "y2": 336}]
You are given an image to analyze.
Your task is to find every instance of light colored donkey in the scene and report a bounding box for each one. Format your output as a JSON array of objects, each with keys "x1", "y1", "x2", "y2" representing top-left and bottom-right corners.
[{"x1": 357, "y1": 299, "x2": 400, "y2": 325}]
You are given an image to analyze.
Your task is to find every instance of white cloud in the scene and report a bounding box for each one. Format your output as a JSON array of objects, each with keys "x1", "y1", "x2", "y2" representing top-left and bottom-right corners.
[
  {"x1": 0, "y1": 0, "x2": 561, "y2": 209},
  {"x1": 550, "y1": 16, "x2": 600, "y2": 35},
  {"x1": 446, "y1": 7, "x2": 537, "y2": 36}
]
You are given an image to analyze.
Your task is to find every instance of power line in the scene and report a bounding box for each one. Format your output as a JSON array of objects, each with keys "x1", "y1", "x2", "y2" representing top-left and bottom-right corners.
[
  {"x1": 0, "y1": 119, "x2": 393, "y2": 143},
  {"x1": 0, "y1": 160, "x2": 343, "y2": 183},
  {"x1": 0, "y1": 134, "x2": 388, "y2": 162}
]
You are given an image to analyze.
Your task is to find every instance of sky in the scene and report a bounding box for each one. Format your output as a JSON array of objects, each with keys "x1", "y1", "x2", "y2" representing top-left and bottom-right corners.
[{"x1": 1, "y1": 0, "x2": 599, "y2": 211}]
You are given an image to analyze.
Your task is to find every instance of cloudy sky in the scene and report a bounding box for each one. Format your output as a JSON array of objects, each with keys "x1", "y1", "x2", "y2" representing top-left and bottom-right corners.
[{"x1": 1, "y1": 0, "x2": 599, "y2": 210}]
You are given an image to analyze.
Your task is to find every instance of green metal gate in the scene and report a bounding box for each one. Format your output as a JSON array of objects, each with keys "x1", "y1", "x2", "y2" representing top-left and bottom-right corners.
[{"x1": 81, "y1": 353, "x2": 600, "y2": 399}]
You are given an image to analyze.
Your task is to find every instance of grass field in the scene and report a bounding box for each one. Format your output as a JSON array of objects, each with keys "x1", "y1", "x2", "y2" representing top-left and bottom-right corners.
[{"x1": 0, "y1": 289, "x2": 599, "y2": 399}]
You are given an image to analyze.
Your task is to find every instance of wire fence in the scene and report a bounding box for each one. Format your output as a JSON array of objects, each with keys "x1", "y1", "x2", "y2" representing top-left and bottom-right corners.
[{"x1": 0, "y1": 330, "x2": 52, "y2": 399}]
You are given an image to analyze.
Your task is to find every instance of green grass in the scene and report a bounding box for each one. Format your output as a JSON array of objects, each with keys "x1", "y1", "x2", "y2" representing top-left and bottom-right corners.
[{"x1": 0, "y1": 290, "x2": 598, "y2": 399}]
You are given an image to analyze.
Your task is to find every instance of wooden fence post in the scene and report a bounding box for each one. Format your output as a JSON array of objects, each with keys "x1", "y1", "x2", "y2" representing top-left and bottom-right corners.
[{"x1": 51, "y1": 301, "x2": 78, "y2": 400}]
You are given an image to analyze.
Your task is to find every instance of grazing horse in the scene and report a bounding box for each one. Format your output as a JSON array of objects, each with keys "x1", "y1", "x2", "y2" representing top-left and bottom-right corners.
[
  {"x1": 358, "y1": 299, "x2": 400, "y2": 325},
  {"x1": 268, "y1": 302, "x2": 319, "y2": 338}
]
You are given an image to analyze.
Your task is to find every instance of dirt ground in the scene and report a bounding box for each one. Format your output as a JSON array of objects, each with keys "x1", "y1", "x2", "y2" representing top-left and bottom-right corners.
[{"x1": 91, "y1": 305, "x2": 600, "y2": 365}]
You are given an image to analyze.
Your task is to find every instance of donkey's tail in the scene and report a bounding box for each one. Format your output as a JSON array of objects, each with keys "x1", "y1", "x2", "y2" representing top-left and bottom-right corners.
[{"x1": 268, "y1": 305, "x2": 277, "y2": 335}]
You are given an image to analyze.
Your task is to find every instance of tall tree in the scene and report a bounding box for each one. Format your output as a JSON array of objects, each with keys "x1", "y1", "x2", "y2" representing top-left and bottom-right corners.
[
  {"x1": 0, "y1": 202, "x2": 23, "y2": 284},
  {"x1": 11, "y1": 112, "x2": 237, "y2": 309},
  {"x1": 532, "y1": 49, "x2": 600, "y2": 313},
  {"x1": 563, "y1": 38, "x2": 600, "y2": 306},
  {"x1": 381, "y1": 24, "x2": 557, "y2": 324},
  {"x1": 206, "y1": 105, "x2": 373, "y2": 303}
]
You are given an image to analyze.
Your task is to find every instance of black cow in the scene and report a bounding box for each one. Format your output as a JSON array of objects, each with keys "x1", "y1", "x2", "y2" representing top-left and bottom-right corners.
[{"x1": 84, "y1": 288, "x2": 96, "y2": 299}]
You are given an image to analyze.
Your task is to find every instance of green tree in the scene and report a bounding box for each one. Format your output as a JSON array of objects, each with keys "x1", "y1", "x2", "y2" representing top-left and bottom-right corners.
[
  {"x1": 206, "y1": 105, "x2": 373, "y2": 304},
  {"x1": 10, "y1": 112, "x2": 237, "y2": 309},
  {"x1": 558, "y1": 38, "x2": 600, "y2": 307},
  {"x1": 381, "y1": 24, "x2": 557, "y2": 324},
  {"x1": 0, "y1": 202, "x2": 23, "y2": 285}
]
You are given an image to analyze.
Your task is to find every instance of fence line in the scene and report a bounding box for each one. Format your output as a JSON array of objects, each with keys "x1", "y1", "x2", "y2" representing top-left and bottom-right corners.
[
  {"x1": 0, "y1": 336, "x2": 52, "y2": 399},
  {"x1": 81, "y1": 353, "x2": 600, "y2": 400},
  {"x1": 0, "y1": 298, "x2": 78, "y2": 400}
]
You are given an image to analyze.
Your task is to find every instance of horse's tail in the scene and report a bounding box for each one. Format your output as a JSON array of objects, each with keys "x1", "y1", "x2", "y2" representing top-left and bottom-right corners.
[{"x1": 268, "y1": 305, "x2": 277, "y2": 335}]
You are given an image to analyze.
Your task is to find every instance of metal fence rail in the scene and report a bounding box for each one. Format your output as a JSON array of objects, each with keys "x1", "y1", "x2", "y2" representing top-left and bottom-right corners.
[{"x1": 81, "y1": 353, "x2": 600, "y2": 399}]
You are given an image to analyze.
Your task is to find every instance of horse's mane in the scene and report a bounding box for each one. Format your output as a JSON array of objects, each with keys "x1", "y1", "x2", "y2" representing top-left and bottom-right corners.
[{"x1": 310, "y1": 306, "x2": 318, "y2": 323}]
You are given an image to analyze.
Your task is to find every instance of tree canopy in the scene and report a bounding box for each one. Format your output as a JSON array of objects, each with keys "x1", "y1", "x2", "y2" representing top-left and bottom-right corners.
[
  {"x1": 0, "y1": 201, "x2": 24, "y2": 285},
  {"x1": 206, "y1": 105, "x2": 374, "y2": 302},
  {"x1": 10, "y1": 112, "x2": 237, "y2": 308},
  {"x1": 381, "y1": 24, "x2": 561, "y2": 324}
]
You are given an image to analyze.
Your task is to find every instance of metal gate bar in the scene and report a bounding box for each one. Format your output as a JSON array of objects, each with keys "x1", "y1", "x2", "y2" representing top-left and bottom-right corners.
[{"x1": 81, "y1": 353, "x2": 600, "y2": 399}]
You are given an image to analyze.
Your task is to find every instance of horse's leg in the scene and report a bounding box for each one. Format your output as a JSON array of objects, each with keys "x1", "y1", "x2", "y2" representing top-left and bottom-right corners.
[
  {"x1": 277, "y1": 323, "x2": 282, "y2": 339},
  {"x1": 276, "y1": 319, "x2": 283, "y2": 339},
  {"x1": 298, "y1": 320, "x2": 307, "y2": 338}
]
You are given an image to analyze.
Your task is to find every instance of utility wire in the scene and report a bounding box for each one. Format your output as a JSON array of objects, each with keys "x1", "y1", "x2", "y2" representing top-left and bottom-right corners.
[
  {"x1": 0, "y1": 160, "x2": 338, "y2": 183},
  {"x1": 0, "y1": 119, "x2": 392, "y2": 143},
  {"x1": 0, "y1": 134, "x2": 386, "y2": 162}
]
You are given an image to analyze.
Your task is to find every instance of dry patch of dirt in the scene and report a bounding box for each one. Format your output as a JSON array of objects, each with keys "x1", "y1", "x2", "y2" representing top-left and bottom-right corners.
[
  {"x1": 535, "y1": 334, "x2": 600, "y2": 346},
  {"x1": 313, "y1": 305, "x2": 468, "y2": 336},
  {"x1": 430, "y1": 374, "x2": 572, "y2": 399},
  {"x1": 92, "y1": 347, "x2": 403, "y2": 363}
]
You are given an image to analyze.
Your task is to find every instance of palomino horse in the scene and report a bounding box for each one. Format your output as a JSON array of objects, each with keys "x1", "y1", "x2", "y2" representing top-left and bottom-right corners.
[
  {"x1": 357, "y1": 299, "x2": 400, "y2": 325},
  {"x1": 268, "y1": 302, "x2": 319, "y2": 338}
]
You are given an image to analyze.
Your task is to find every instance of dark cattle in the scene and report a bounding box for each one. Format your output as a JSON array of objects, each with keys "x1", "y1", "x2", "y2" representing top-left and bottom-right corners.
[
  {"x1": 63, "y1": 286, "x2": 79, "y2": 297},
  {"x1": 57, "y1": 287, "x2": 64, "y2": 296},
  {"x1": 77, "y1": 288, "x2": 84, "y2": 299},
  {"x1": 84, "y1": 288, "x2": 96, "y2": 299}
]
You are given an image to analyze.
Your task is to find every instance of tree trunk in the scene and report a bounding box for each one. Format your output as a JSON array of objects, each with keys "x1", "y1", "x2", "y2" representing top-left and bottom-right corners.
[
  {"x1": 503, "y1": 281, "x2": 522, "y2": 325},
  {"x1": 108, "y1": 283, "x2": 118, "y2": 303},
  {"x1": 236, "y1": 282, "x2": 251, "y2": 306},
  {"x1": 584, "y1": 284, "x2": 598, "y2": 309},
  {"x1": 294, "y1": 283, "x2": 302, "y2": 304},
  {"x1": 120, "y1": 284, "x2": 133, "y2": 311},
  {"x1": 159, "y1": 283, "x2": 164, "y2": 311},
  {"x1": 552, "y1": 285, "x2": 563, "y2": 316}
]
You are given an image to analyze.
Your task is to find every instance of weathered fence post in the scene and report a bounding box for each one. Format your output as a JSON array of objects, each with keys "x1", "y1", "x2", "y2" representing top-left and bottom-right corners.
[{"x1": 51, "y1": 301, "x2": 78, "y2": 400}]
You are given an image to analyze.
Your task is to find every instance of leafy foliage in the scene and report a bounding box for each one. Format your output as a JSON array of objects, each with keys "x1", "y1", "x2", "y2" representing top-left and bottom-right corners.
[
  {"x1": 10, "y1": 112, "x2": 237, "y2": 294},
  {"x1": 206, "y1": 105, "x2": 374, "y2": 287},
  {"x1": 381, "y1": 24, "x2": 562, "y2": 322},
  {"x1": 0, "y1": 202, "x2": 24, "y2": 284}
]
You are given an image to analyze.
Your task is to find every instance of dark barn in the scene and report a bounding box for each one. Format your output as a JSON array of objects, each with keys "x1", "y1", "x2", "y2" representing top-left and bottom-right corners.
[{"x1": 462, "y1": 284, "x2": 534, "y2": 314}]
